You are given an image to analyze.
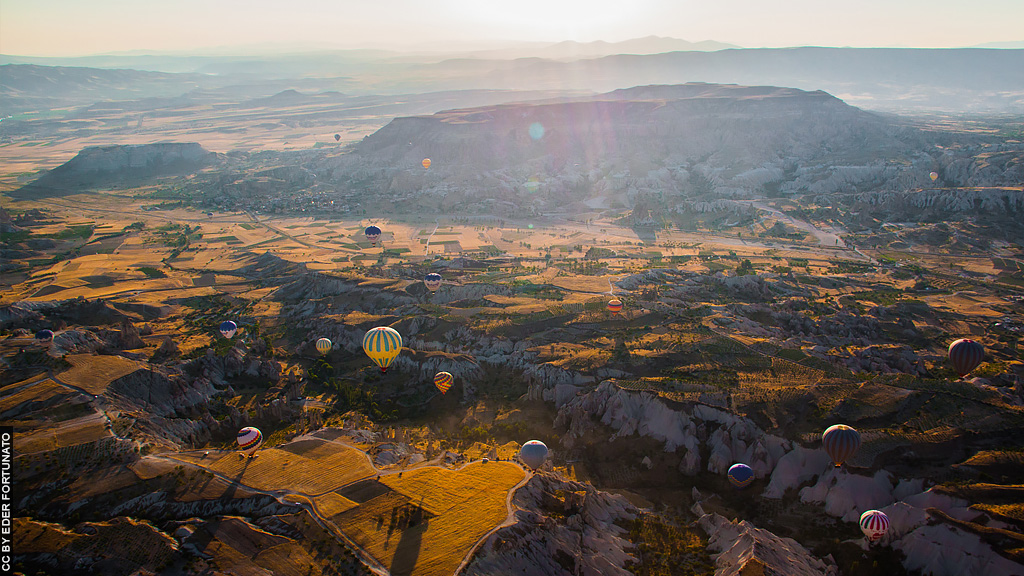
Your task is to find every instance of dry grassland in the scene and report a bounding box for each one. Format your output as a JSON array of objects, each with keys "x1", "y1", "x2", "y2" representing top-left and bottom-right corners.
[
  {"x1": 0, "y1": 377, "x2": 69, "y2": 414},
  {"x1": 200, "y1": 517, "x2": 325, "y2": 576},
  {"x1": 315, "y1": 492, "x2": 360, "y2": 517},
  {"x1": 60, "y1": 354, "x2": 146, "y2": 394},
  {"x1": 15, "y1": 411, "x2": 110, "y2": 453},
  {"x1": 13, "y1": 516, "x2": 178, "y2": 569},
  {"x1": 334, "y1": 461, "x2": 524, "y2": 576},
  {"x1": 177, "y1": 440, "x2": 375, "y2": 494}
]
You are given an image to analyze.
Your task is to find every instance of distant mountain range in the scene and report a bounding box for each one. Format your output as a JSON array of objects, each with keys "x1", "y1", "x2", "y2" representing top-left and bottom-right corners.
[
  {"x1": 462, "y1": 36, "x2": 739, "y2": 60},
  {"x1": 2, "y1": 46, "x2": 1022, "y2": 115}
]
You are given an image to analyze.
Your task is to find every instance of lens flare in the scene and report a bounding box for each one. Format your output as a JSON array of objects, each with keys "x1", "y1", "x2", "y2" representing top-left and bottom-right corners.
[{"x1": 529, "y1": 122, "x2": 545, "y2": 140}]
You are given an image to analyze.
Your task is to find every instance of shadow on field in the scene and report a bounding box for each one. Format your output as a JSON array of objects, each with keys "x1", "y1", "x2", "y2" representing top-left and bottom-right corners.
[
  {"x1": 220, "y1": 455, "x2": 252, "y2": 501},
  {"x1": 388, "y1": 509, "x2": 428, "y2": 576}
]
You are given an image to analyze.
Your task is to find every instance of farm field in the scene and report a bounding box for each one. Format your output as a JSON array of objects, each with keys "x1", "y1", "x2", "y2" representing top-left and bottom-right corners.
[{"x1": 335, "y1": 461, "x2": 526, "y2": 576}]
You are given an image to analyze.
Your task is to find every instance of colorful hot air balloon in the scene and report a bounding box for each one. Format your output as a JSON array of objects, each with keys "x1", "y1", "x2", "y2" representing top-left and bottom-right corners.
[
  {"x1": 859, "y1": 510, "x2": 889, "y2": 541},
  {"x1": 422, "y1": 158, "x2": 431, "y2": 169},
  {"x1": 822, "y1": 424, "x2": 860, "y2": 467},
  {"x1": 334, "y1": 133, "x2": 341, "y2": 142},
  {"x1": 35, "y1": 329, "x2": 54, "y2": 343},
  {"x1": 362, "y1": 326, "x2": 402, "y2": 373},
  {"x1": 424, "y1": 273, "x2": 443, "y2": 292},
  {"x1": 948, "y1": 339, "x2": 984, "y2": 377},
  {"x1": 519, "y1": 440, "x2": 548, "y2": 470},
  {"x1": 728, "y1": 463, "x2": 755, "y2": 489},
  {"x1": 315, "y1": 337, "x2": 333, "y2": 355},
  {"x1": 929, "y1": 171, "x2": 939, "y2": 181},
  {"x1": 608, "y1": 299, "x2": 623, "y2": 315},
  {"x1": 434, "y1": 371, "x2": 453, "y2": 394},
  {"x1": 219, "y1": 321, "x2": 237, "y2": 339},
  {"x1": 364, "y1": 225, "x2": 382, "y2": 247},
  {"x1": 237, "y1": 426, "x2": 263, "y2": 457}
]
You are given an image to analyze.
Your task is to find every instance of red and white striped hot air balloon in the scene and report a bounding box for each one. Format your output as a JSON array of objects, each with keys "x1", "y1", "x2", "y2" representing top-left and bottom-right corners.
[{"x1": 859, "y1": 510, "x2": 889, "y2": 541}]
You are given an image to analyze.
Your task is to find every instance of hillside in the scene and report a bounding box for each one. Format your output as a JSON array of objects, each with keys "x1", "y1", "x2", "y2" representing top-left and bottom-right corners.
[
  {"x1": 12, "y1": 143, "x2": 220, "y2": 198},
  {"x1": 316, "y1": 83, "x2": 933, "y2": 217}
]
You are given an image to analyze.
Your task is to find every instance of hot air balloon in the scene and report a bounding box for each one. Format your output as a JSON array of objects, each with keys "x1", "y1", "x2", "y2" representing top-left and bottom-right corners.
[
  {"x1": 362, "y1": 326, "x2": 402, "y2": 373},
  {"x1": 519, "y1": 440, "x2": 548, "y2": 470},
  {"x1": 422, "y1": 158, "x2": 431, "y2": 169},
  {"x1": 334, "y1": 134, "x2": 341, "y2": 142},
  {"x1": 315, "y1": 337, "x2": 333, "y2": 355},
  {"x1": 364, "y1": 225, "x2": 382, "y2": 247},
  {"x1": 434, "y1": 371, "x2": 453, "y2": 394},
  {"x1": 219, "y1": 321, "x2": 237, "y2": 339},
  {"x1": 237, "y1": 426, "x2": 263, "y2": 457},
  {"x1": 728, "y1": 463, "x2": 755, "y2": 489},
  {"x1": 822, "y1": 424, "x2": 860, "y2": 467},
  {"x1": 608, "y1": 299, "x2": 623, "y2": 315},
  {"x1": 859, "y1": 510, "x2": 889, "y2": 541},
  {"x1": 35, "y1": 329, "x2": 53, "y2": 343},
  {"x1": 424, "y1": 273, "x2": 442, "y2": 292},
  {"x1": 929, "y1": 171, "x2": 938, "y2": 181},
  {"x1": 948, "y1": 338, "x2": 984, "y2": 377}
]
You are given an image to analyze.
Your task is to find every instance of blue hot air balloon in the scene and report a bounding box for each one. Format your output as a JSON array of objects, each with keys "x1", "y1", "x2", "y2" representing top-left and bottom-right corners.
[
  {"x1": 35, "y1": 329, "x2": 54, "y2": 343},
  {"x1": 364, "y1": 225, "x2": 382, "y2": 247},
  {"x1": 424, "y1": 273, "x2": 443, "y2": 292},
  {"x1": 519, "y1": 440, "x2": 548, "y2": 470},
  {"x1": 728, "y1": 463, "x2": 755, "y2": 489},
  {"x1": 219, "y1": 321, "x2": 237, "y2": 339}
]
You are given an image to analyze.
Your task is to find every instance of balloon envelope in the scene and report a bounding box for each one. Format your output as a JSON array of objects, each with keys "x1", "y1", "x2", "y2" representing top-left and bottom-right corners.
[
  {"x1": 608, "y1": 299, "x2": 623, "y2": 314},
  {"x1": 334, "y1": 134, "x2": 341, "y2": 141},
  {"x1": 422, "y1": 158, "x2": 431, "y2": 169},
  {"x1": 822, "y1": 424, "x2": 860, "y2": 467},
  {"x1": 434, "y1": 371, "x2": 453, "y2": 394},
  {"x1": 364, "y1": 225, "x2": 382, "y2": 246},
  {"x1": 948, "y1": 339, "x2": 984, "y2": 377},
  {"x1": 315, "y1": 337, "x2": 333, "y2": 355},
  {"x1": 728, "y1": 463, "x2": 755, "y2": 489},
  {"x1": 35, "y1": 329, "x2": 53, "y2": 342},
  {"x1": 362, "y1": 326, "x2": 402, "y2": 372},
  {"x1": 219, "y1": 321, "x2": 237, "y2": 339},
  {"x1": 237, "y1": 426, "x2": 263, "y2": 456},
  {"x1": 519, "y1": 440, "x2": 548, "y2": 470},
  {"x1": 860, "y1": 510, "x2": 889, "y2": 541},
  {"x1": 424, "y1": 273, "x2": 443, "y2": 292},
  {"x1": 929, "y1": 171, "x2": 939, "y2": 181}
]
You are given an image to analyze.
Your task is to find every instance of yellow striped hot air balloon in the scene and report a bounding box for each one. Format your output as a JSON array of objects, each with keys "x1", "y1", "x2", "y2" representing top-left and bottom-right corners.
[
  {"x1": 315, "y1": 337, "x2": 332, "y2": 355},
  {"x1": 362, "y1": 326, "x2": 403, "y2": 373},
  {"x1": 434, "y1": 371, "x2": 453, "y2": 394}
]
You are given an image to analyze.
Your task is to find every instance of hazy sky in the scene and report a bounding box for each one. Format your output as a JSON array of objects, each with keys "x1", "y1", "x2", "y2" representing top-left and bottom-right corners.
[{"x1": 2, "y1": 0, "x2": 1022, "y2": 56}]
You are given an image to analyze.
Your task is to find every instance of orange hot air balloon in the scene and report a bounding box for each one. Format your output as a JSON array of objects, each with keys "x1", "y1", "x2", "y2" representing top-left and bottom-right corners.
[
  {"x1": 929, "y1": 171, "x2": 938, "y2": 181},
  {"x1": 608, "y1": 299, "x2": 623, "y2": 315},
  {"x1": 422, "y1": 158, "x2": 431, "y2": 169}
]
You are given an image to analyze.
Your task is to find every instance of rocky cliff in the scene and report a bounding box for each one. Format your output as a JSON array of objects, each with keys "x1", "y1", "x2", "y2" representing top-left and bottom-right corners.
[
  {"x1": 14, "y1": 143, "x2": 218, "y2": 197},
  {"x1": 465, "y1": 473, "x2": 639, "y2": 576}
]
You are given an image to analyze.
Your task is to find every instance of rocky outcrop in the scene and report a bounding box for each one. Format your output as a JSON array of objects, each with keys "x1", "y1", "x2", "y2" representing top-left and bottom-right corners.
[
  {"x1": 465, "y1": 474, "x2": 638, "y2": 576},
  {"x1": 554, "y1": 381, "x2": 790, "y2": 478},
  {"x1": 106, "y1": 366, "x2": 217, "y2": 417},
  {"x1": 16, "y1": 143, "x2": 218, "y2": 196},
  {"x1": 695, "y1": 509, "x2": 838, "y2": 576}
]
